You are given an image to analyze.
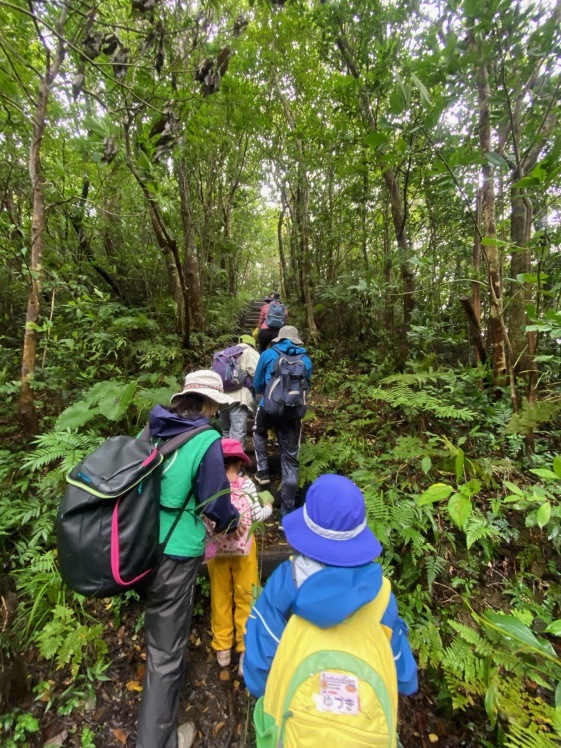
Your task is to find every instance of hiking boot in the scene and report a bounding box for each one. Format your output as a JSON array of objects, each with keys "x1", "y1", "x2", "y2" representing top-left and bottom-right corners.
[
  {"x1": 177, "y1": 722, "x2": 195, "y2": 748},
  {"x1": 254, "y1": 471, "x2": 270, "y2": 486},
  {"x1": 216, "y1": 649, "x2": 231, "y2": 667},
  {"x1": 238, "y1": 652, "x2": 245, "y2": 679}
]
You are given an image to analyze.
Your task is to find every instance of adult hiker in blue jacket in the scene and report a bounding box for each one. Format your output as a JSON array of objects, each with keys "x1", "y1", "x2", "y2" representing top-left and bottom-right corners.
[
  {"x1": 252, "y1": 325, "x2": 312, "y2": 523},
  {"x1": 244, "y1": 474, "x2": 418, "y2": 744}
]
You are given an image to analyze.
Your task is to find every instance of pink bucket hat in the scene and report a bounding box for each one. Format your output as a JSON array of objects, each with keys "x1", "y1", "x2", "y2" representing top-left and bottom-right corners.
[{"x1": 221, "y1": 438, "x2": 251, "y2": 465}]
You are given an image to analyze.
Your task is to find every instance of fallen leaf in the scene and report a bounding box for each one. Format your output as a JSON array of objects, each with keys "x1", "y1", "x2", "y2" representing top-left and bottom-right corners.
[
  {"x1": 213, "y1": 721, "x2": 226, "y2": 735},
  {"x1": 111, "y1": 728, "x2": 129, "y2": 745},
  {"x1": 219, "y1": 669, "x2": 230, "y2": 681},
  {"x1": 428, "y1": 735, "x2": 439, "y2": 743},
  {"x1": 44, "y1": 730, "x2": 68, "y2": 746},
  {"x1": 125, "y1": 680, "x2": 143, "y2": 692}
]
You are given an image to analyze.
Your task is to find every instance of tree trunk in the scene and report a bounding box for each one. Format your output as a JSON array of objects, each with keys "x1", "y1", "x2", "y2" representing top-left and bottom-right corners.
[
  {"x1": 20, "y1": 4, "x2": 68, "y2": 436},
  {"x1": 124, "y1": 123, "x2": 190, "y2": 347},
  {"x1": 277, "y1": 206, "x2": 288, "y2": 298},
  {"x1": 329, "y1": 28, "x2": 413, "y2": 362},
  {"x1": 476, "y1": 60, "x2": 511, "y2": 392},
  {"x1": 176, "y1": 158, "x2": 203, "y2": 330}
]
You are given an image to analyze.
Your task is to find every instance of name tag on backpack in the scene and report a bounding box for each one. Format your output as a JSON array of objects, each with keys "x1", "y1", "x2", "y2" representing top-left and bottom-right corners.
[{"x1": 317, "y1": 672, "x2": 360, "y2": 715}]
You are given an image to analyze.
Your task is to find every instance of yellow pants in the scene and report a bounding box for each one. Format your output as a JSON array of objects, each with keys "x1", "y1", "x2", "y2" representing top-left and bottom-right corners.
[{"x1": 207, "y1": 541, "x2": 258, "y2": 653}]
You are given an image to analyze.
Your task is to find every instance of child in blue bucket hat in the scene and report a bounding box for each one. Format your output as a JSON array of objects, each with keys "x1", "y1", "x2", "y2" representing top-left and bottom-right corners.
[{"x1": 244, "y1": 474, "x2": 418, "y2": 747}]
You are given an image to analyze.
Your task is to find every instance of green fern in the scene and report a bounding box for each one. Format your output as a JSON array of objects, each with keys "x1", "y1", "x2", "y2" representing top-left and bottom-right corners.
[
  {"x1": 367, "y1": 369, "x2": 476, "y2": 421},
  {"x1": 507, "y1": 397, "x2": 561, "y2": 436},
  {"x1": 410, "y1": 620, "x2": 443, "y2": 669},
  {"x1": 425, "y1": 554, "x2": 446, "y2": 593},
  {"x1": 23, "y1": 431, "x2": 103, "y2": 474},
  {"x1": 369, "y1": 384, "x2": 475, "y2": 421},
  {"x1": 464, "y1": 515, "x2": 499, "y2": 550}
]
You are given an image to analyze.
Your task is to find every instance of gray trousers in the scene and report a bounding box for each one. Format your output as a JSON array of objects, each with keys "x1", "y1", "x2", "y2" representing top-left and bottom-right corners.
[
  {"x1": 219, "y1": 403, "x2": 250, "y2": 446},
  {"x1": 136, "y1": 555, "x2": 202, "y2": 748},
  {"x1": 253, "y1": 405, "x2": 302, "y2": 518}
]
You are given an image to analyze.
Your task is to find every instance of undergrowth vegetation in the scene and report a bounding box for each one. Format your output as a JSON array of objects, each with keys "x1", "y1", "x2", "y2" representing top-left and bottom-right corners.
[
  {"x1": 300, "y1": 357, "x2": 561, "y2": 747},
  {"x1": 1, "y1": 297, "x2": 561, "y2": 746}
]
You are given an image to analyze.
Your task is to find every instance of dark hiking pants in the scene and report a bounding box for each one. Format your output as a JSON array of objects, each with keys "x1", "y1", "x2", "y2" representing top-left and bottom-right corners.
[
  {"x1": 258, "y1": 327, "x2": 277, "y2": 352},
  {"x1": 136, "y1": 554, "x2": 202, "y2": 748},
  {"x1": 253, "y1": 405, "x2": 302, "y2": 519}
]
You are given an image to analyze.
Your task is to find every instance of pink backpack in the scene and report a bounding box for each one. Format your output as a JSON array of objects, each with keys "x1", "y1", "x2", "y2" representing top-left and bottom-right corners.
[{"x1": 205, "y1": 476, "x2": 254, "y2": 558}]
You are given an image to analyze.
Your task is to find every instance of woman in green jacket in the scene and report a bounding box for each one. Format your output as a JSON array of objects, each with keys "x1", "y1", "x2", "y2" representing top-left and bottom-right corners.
[{"x1": 136, "y1": 371, "x2": 241, "y2": 748}]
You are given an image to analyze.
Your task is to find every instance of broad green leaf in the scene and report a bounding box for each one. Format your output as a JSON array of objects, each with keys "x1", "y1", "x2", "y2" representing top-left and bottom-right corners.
[
  {"x1": 448, "y1": 493, "x2": 472, "y2": 529},
  {"x1": 553, "y1": 456, "x2": 561, "y2": 478},
  {"x1": 421, "y1": 456, "x2": 432, "y2": 474},
  {"x1": 100, "y1": 381, "x2": 138, "y2": 421},
  {"x1": 411, "y1": 73, "x2": 432, "y2": 106},
  {"x1": 138, "y1": 150, "x2": 153, "y2": 172},
  {"x1": 530, "y1": 468, "x2": 559, "y2": 481},
  {"x1": 460, "y1": 478, "x2": 482, "y2": 497},
  {"x1": 503, "y1": 480, "x2": 523, "y2": 496},
  {"x1": 536, "y1": 501, "x2": 552, "y2": 528},
  {"x1": 484, "y1": 680, "x2": 498, "y2": 726},
  {"x1": 512, "y1": 175, "x2": 541, "y2": 188},
  {"x1": 258, "y1": 490, "x2": 275, "y2": 505},
  {"x1": 136, "y1": 387, "x2": 176, "y2": 407},
  {"x1": 545, "y1": 620, "x2": 561, "y2": 636},
  {"x1": 516, "y1": 273, "x2": 541, "y2": 284},
  {"x1": 417, "y1": 483, "x2": 454, "y2": 506},
  {"x1": 56, "y1": 401, "x2": 97, "y2": 430},
  {"x1": 364, "y1": 132, "x2": 388, "y2": 149},
  {"x1": 485, "y1": 151, "x2": 509, "y2": 169},
  {"x1": 556, "y1": 681, "x2": 561, "y2": 709},
  {"x1": 480, "y1": 237, "x2": 511, "y2": 247},
  {"x1": 455, "y1": 450, "x2": 465, "y2": 482},
  {"x1": 484, "y1": 612, "x2": 557, "y2": 658}
]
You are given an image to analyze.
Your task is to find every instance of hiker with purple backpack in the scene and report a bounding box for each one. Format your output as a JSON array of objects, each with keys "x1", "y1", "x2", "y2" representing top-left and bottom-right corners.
[
  {"x1": 135, "y1": 370, "x2": 243, "y2": 748},
  {"x1": 213, "y1": 334, "x2": 260, "y2": 448}
]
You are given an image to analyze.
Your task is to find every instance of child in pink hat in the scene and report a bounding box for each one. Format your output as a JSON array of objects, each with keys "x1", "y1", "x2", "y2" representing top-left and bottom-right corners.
[{"x1": 206, "y1": 438, "x2": 273, "y2": 677}]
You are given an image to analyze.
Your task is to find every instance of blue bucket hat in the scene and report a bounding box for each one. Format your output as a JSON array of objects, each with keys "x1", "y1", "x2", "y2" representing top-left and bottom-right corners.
[{"x1": 282, "y1": 474, "x2": 382, "y2": 567}]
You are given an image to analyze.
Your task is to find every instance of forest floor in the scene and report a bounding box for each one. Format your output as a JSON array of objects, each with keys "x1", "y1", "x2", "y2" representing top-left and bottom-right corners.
[{"x1": 18, "y1": 400, "x2": 482, "y2": 747}]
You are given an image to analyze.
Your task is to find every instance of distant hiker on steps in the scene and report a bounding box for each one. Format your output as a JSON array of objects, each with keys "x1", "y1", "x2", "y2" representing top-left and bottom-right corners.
[
  {"x1": 252, "y1": 326, "x2": 312, "y2": 525},
  {"x1": 213, "y1": 334, "x2": 260, "y2": 448},
  {"x1": 135, "y1": 371, "x2": 242, "y2": 748},
  {"x1": 258, "y1": 291, "x2": 288, "y2": 353}
]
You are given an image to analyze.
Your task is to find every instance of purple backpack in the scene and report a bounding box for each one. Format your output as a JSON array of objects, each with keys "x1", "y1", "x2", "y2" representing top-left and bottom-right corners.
[{"x1": 212, "y1": 345, "x2": 252, "y2": 392}]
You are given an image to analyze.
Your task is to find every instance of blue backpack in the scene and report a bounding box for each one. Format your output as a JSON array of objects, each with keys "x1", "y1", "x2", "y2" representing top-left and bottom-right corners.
[
  {"x1": 263, "y1": 347, "x2": 308, "y2": 419},
  {"x1": 265, "y1": 300, "x2": 286, "y2": 330},
  {"x1": 212, "y1": 345, "x2": 252, "y2": 392}
]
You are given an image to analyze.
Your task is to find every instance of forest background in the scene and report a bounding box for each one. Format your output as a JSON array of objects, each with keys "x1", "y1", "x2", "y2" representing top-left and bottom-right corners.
[{"x1": 1, "y1": 0, "x2": 561, "y2": 745}]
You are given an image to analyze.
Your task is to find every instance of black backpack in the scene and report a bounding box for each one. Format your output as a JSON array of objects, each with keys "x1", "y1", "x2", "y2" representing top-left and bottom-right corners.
[
  {"x1": 56, "y1": 425, "x2": 211, "y2": 597},
  {"x1": 263, "y1": 347, "x2": 309, "y2": 419}
]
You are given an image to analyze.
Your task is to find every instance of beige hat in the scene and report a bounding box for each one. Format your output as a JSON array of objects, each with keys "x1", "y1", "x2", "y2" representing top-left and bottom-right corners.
[
  {"x1": 171, "y1": 370, "x2": 234, "y2": 406},
  {"x1": 271, "y1": 325, "x2": 303, "y2": 345}
]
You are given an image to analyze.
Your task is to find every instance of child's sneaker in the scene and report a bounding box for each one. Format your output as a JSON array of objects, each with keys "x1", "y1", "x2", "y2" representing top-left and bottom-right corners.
[
  {"x1": 254, "y1": 471, "x2": 270, "y2": 486},
  {"x1": 216, "y1": 649, "x2": 231, "y2": 667},
  {"x1": 238, "y1": 652, "x2": 245, "y2": 678}
]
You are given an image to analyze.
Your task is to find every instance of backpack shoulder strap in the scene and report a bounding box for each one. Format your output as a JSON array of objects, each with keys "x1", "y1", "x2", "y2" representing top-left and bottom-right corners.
[
  {"x1": 158, "y1": 424, "x2": 213, "y2": 457},
  {"x1": 157, "y1": 425, "x2": 216, "y2": 553}
]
